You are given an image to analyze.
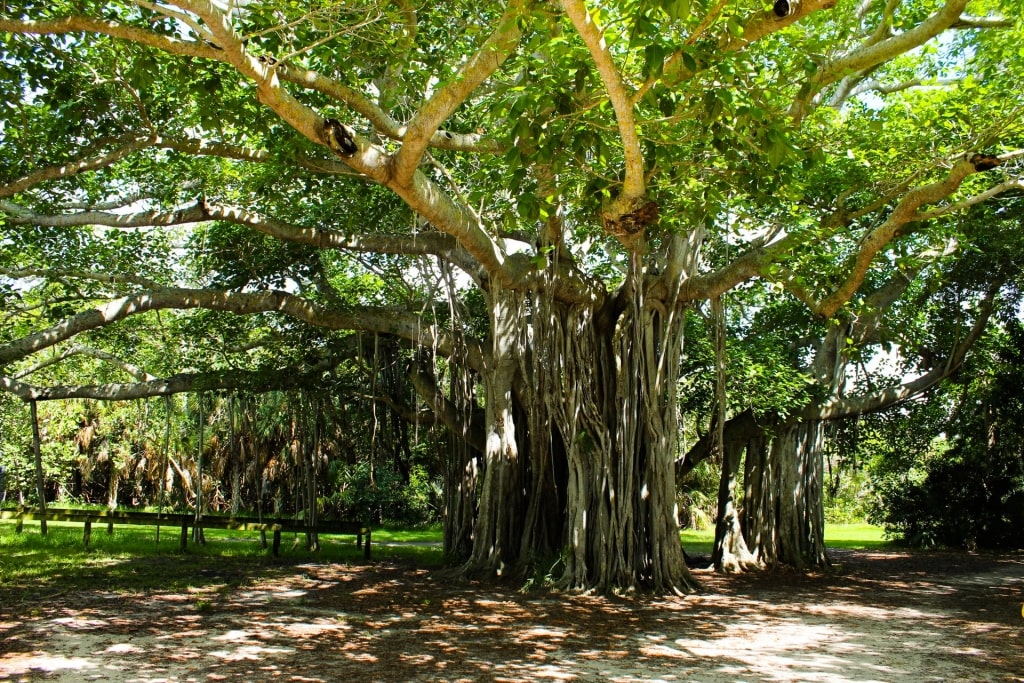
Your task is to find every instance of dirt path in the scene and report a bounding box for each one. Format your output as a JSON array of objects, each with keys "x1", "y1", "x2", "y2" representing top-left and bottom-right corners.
[{"x1": 2, "y1": 548, "x2": 1022, "y2": 682}]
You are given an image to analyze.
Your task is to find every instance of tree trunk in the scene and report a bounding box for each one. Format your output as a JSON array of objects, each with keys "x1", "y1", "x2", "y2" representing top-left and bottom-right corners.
[
  {"x1": 550, "y1": 259, "x2": 696, "y2": 593},
  {"x1": 460, "y1": 285, "x2": 525, "y2": 578},
  {"x1": 156, "y1": 396, "x2": 172, "y2": 543},
  {"x1": 713, "y1": 437, "x2": 760, "y2": 572},
  {"x1": 305, "y1": 396, "x2": 320, "y2": 552},
  {"x1": 30, "y1": 400, "x2": 47, "y2": 535},
  {"x1": 745, "y1": 421, "x2": 828, "y2": 568},
  {"x1": 192, "y1": 394, "x2": 206, "y2": 544},
  {"x1": 708, "y1": 296, "x2": 759, "y2": 573},
  {"x1": 443, "y1": 433, "x2": 478, "y2": 562},
  {"x1": 229, "y1": 397, "x2": 241, "y2": 518}
]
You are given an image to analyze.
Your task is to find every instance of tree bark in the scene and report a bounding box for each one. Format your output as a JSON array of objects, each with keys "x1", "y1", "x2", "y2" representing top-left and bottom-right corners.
[
  {"x1": 745, "y1": 421, "x2": 828, "y2": 568},
  {"x1": 460, "y1": 285, "x2": 525, "y2": 578},
  {"x1": 552, "y1": 258, "x2": 697, "y2": 593},
  {"x1": 192, "y1": 395, "x2": 206, "y2": 545},
  {"x1": 713, "y1": 436, "x2": 761, "y2": 572},
  {"x1": 30, "y1": 400, "x2": 48, "y2": 535},
  {"x1": 305, "y1": 395, "x2": 320, "y2": 552}
]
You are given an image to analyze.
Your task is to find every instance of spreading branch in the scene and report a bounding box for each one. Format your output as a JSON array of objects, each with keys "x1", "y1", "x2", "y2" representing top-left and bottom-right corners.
[
  {"x1": 790, "y1": 0, "x2": 971, "y2": 120},
  {"x1": 391, "y1": 0, "x2": 528, "y2": 182},
  {"x1": 0, "y1": 287, "x2": 486, "y2": 373},
  {"x1": 13, "y1": 345, "x2": 158, "y2": 382},
  {"x1": 660, "y1": 0, "x2": 839, "y2": 86},
  {"x1": 0, "y1": 136, "x2": 154, "y2": 199},
  {"x1": 809, "y1": 280, "x2": 1001, "y2": 420},
  {"x1": 561, "y1": 0, "x2": 645, "y2": 201},
  {"x1": 680, "y1": 154, "x2": 1019, "y2": 313},
  {"x1": 2, "y1": 360, "x2": 343, "y2": 402}
]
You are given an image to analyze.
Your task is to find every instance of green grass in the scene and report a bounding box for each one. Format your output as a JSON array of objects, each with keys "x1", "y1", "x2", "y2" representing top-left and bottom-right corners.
[
  {"x1": 678, "y1": 522, "x2": 891, "y2": 556},
  {"x1": 679, "y1": 528, "x2": 715, "y2": 556},
  {"x1": 0, "y1": 517, "x2": 445, "y2": 599},
  {"x1": 824, "y1": 522, "x2": 891, "y2": 549},
  {"x1": 371, "y1": 524, "x2": 442, "y2": 544},
  {"x1": 1, "y1": 516, "x2": 888, "y2": 598}
]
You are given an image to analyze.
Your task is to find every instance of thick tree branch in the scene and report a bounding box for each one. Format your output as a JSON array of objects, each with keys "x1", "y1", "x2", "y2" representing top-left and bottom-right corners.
[
  {"x1": 790, "y1": 0, "x2": 971, "y2": 120},
  {"x1": 915, "y1": 174, "x2": 1024, "y2": 222},
  {"x1": 0, "y1": 287, "x2": 486, "y2": 373},
  {"x1": 952, "y1": 15, "x2": 1012, "y2": 29},
  {"x1": 273, "y1": 64, "x2": 503, "y2": 154},
  {"x1": 849, "y1": 269, "x2": 918, "y2": 345},
  {"x1": 680, "y1": 153, "x2": 1012, "y2": 308},
  {"x1": 561, "y1": 0, "x2": 645, "y2": 201},
  {"x1": 14, "y1": 345, "x2": 157, "y2": 382},
  {"x1": 1, "y1": 360, "x2": 343, "y2": 402},
  {"x1": 661, "y1": 0, "x2": 839, "y2": 86},
  {"x1": 0, "y1": 16, "x2": 224, "y2": 60},
  {"x1": 0, "y1": 266, "x2": 164, "y2": 291},
  {"x1": 847, "y1": 76, "x2": 959, "y2": 99},
  {"x1": 0, "y1": 136, "x2": 153, "y2": 199},
  {"x1": 0, "y1": 200, "x2": 488, "y2": 282},
  {"x1": 808, "y1": 280, "x2": 1000, "y2": 420},
  {"x1": 812, "y1": 157, "x2": 1005, "y2": 317},
  {"x1": 391, "y1": 0, "x2": 528, "y2": 181}
]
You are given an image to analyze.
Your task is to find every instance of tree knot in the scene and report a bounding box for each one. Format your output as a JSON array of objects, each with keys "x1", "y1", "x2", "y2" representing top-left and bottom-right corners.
[
  {"x1": 322, "y1": 118, "x2": 358, "y2": 156},
  {"x1": 603, "y1": 196, "x2": 659, "y2": 247},
  {"x1": 196, "y1": 195, "x2": 212, "y2": 219},
  {"x1": 970, "y1": 153, "x2": 1002, "y2": 172},
  {"x1": 773, "y1": 0, "x2": 793, "y2": 18}
]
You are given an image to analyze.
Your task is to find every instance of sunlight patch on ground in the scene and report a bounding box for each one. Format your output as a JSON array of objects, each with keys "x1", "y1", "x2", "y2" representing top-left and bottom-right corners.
[
  {"x1": 0, "y1": 653, "x2": 96, "y2": 675},
  {"x1": 104, "y1": 643, "x2": 144, "y2": 654},
  {"x1": 672, "y1": 621, "x2": 840, "y2": 654},
  {"x1": 577, "y1": 648, "x2": 630, "y2": 660},
  {"x1": 279, "y1": 620, "x2": 346, "y2": 637},
  {"x1": 801, "y1": 602, "x2": 936, "y2": 621},
  {"x1": 493, "y1": 662, "x2": 578, "y2": 681},
  {"x1": 52, "y1": 616, "x2": 109, "y2": 629},
  {"x1": 212, "y1": 629, "x2": 255, "y2": 641},
  {"x1": 342, "y1": 651, "x2": 379, "y2": 662},
  {"x1": 208, "y1": 644, "x2": 294, "y2": 661},
  {"x1": 668, "y1": 622, "x2": 899, "y2": 683},
  {"x1": 639, "y1": 642, "x2": 690, "y2": 658}
]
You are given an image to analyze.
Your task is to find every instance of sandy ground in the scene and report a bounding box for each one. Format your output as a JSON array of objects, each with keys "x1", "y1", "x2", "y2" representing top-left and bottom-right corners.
[{"x1": 1, "y1": 547, "x2": 1022, "y2": 682}]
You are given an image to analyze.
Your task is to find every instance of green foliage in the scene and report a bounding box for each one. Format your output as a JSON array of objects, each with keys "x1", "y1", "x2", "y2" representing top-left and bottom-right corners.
[
  {"x1": 325, "y1": 462, "x2": 438, "y2": 527},
  {"x1": 824, "y1": 467, "x2": 872, "y2": 525},
  {"x1": 871, "y1": 323, "x2": 1024, "y2": 549},
  {"x1": 676, "y1": 459, "x2": 717, "y2": 530}
]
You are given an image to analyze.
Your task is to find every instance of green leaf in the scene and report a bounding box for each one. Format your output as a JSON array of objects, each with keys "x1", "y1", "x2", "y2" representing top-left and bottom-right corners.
[
  {"x1": 727, "y1": 17, "x2": 744, "y2": 38},
  {"x1": 662, "y1": 0, "x2": 691, "y2": 21},
  {"x1": 644, "y1": 44, "x2": 665, "y2": 79}
]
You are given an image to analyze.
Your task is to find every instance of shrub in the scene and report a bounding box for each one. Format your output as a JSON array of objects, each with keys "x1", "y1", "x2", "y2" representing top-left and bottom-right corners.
[
  {"x1": 324, "y1": 461, "x2": 438, "y2": 526},
  {"x1": 872, "y1": 437, "x2": 1024, "y2": 549}
]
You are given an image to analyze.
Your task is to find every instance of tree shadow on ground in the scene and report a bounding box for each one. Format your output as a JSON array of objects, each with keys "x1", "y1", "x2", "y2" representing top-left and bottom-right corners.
[{"x1": 1, "y1": 548, "x2": 1021, "y2": 682}]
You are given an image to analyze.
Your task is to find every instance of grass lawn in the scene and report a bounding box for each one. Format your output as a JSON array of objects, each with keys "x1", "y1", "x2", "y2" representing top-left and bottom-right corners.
[
  {"x1": 0, "y1": 517, "x2": 446, "y2": 594},
  {"x1": 680, "y1": 522, "x2": 890, "y2": 556},
  {"x1": 2, "y1": 515, "x2": 889, "y2": 593},
  {"x1": 824, "y1": 522, "x2": 891, "y2": 549}
]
